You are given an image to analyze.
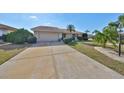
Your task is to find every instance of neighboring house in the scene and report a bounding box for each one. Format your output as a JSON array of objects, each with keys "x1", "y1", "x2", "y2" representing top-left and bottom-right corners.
[
  {"x1": 0, "y1": 24, "x2": 17, "y2": 38},
  {"x1": 31, "y1": 26, "x2": 82, "y2": 42}
]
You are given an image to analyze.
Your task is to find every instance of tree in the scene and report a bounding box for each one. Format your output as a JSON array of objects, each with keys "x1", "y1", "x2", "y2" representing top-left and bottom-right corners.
[
  {"x1": 92, "y1": 30, "x2": 100, "y2": 35},
  {"x1": 94, "y1": 25, "x2": 118, "y2": 48},
  {"x1": 67, "y1": 24, "x2": 75, "y2": 32},
  {"x1": 5, "y1": 28, "x2": 37, "y2": 44},
  {"x1": 103, "y1": 26, "x2": 118, "y2": 47},
  {"x1": 94, "y1": 14, "x2": 124, "y2": 48},
  {"x1": 85, "y1": 30, "x2": 90, "y2": 33},
  {"x1": 118, "y1": 14, "x2": 124, "y2": 27},
  {"x1": 108, "y1": 21, "x2": 119, "y2": 27},
  {"x1": 94, "y1": 30, "x2": 107, "y2": 47}
]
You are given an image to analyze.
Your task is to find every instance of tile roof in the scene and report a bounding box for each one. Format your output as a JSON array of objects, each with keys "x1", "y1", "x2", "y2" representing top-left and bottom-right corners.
[
  {"x1": 0, "y1": 24, "x2": 17, "y2": 31},
  {"x1": 31, "y1": 26, "x2": 82, "y2": 34}
]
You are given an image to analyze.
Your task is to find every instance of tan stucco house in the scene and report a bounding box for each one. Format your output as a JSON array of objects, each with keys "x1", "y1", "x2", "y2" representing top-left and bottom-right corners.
[
  {"x1": 31, "y1": 26, "x2": 82, "y2": 42},
  {"x1": 0, "y1": 24, "x2": 16, "y2": 37}
]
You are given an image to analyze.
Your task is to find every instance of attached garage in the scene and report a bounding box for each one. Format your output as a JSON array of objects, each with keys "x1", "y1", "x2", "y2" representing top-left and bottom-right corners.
[
  {"x1": 31, "y1": 26, "x2": 64, "y2": 42},
  {"x1": 35, "y1": 31, "x2": 62, "y2": 42}
]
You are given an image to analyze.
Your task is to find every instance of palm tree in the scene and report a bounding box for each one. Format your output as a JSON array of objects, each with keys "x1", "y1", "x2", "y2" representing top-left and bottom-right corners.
[
  {"x1": 108, "y1": 21, "x2": 118, "y2": 27},
  {"x1": 92, "y1": 30, "x2": 99, "y2": 35},
  {"x1": 67, "y1": 24, "x2": 75, "y2": 32},
  {"x1": 103, "y1": 25, "x2": 118, "y2": 47},
  {"x1": 85, "y1": 30, "x2": 90, "y2": 33},
  {"x1": 94, "y1": 14, "x2": 124, "y2": 48},
  {"x1": 94, "y1": 30, "x2": 107, "y2": 47},
  {"x1": 118, "y1": 14, "x2": 124, "y2": 27},
  {"x1": 94, "y1": 25, "x2": 118, "y2": 48}
]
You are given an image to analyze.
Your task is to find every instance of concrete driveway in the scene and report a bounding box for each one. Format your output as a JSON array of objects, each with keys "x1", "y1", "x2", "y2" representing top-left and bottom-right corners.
[{"x1": 0, "y1": 43, "x2": 123, "y2": 79}]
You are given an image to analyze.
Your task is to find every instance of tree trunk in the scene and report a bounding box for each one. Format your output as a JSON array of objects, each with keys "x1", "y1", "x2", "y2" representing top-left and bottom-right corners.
[{"x1": 103, "y1": 40, "x2": 107, "y2": 48}]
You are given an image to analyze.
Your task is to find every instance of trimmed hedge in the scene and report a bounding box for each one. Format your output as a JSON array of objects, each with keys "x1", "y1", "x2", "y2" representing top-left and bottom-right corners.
[
  {"x1": 77, "y1": 36, "x2": 83, "y2": 41},
  {"x1": 2, "y1": 28, "x2": 37, "y2": 44},
  {"x1": 27, "y1": 36, "x2": 37, "y2": 44},
  {"x1": 63, "y1": 38, "x2": 73, "y2": 44},
  {"x1": 1, "y1": 34, "x2": 7, "y2": 42}
]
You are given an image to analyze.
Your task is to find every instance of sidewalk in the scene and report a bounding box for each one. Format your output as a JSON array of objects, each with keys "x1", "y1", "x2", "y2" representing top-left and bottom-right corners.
[
  {"x1": 0, "y1": 43, "x2": 11, "y2": 47},
  {"x1": 95, "y1": 47, "x2": 124, "y2": 63}
]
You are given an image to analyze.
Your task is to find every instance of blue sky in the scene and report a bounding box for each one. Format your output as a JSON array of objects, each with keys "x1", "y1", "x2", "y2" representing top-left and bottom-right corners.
[{"x1": 0, "y1": 13, "x2": 122, "y2": 32}]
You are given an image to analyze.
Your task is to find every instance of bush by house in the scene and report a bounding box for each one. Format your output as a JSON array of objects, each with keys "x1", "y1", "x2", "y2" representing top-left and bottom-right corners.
[{"x1": 2, "y1": 28, "x2": 37, "y2": 44}]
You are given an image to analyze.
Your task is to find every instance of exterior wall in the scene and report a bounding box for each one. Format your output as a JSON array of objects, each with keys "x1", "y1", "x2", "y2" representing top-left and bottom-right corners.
[
  {"x1": 58, "y1": 33, "x2": 62, "y2": 39},
  {"x1": 65, "y1": 34, "x2": 72, "y2": 39},
  {"x1": 0, "y1": 29, "x2": 14, "y2": 36},
  {"x1": 6, "y1": 30, "x2": 15, "y2": 33},
  {"x1": 34, "y1": 31, "x2": 82, "y2": 42},
  {"x1": 34, "y1": 31, "x2": 62, "y2": 42},
  {"x1": 0, "y1": 29, "x2": 6, "y2": 36}
]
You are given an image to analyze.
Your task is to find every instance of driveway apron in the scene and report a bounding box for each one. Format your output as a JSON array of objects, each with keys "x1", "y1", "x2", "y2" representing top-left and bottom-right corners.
[{"x1": 0, "y1": 43, "x2": 123, "y2": 79}]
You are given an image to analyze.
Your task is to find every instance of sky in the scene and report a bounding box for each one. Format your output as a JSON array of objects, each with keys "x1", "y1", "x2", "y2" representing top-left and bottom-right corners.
[{"x1": 0, "y1": 13, "x2": 122, "y2": 33}]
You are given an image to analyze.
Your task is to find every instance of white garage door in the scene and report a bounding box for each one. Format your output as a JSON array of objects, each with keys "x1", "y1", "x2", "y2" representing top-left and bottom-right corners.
[{"x1": 35, "y1": 32, "x2": 61, "y2": 42}]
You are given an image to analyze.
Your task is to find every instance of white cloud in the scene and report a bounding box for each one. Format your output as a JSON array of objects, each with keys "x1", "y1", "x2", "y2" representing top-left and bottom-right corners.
[
  {"x1": 43, "y1": 22, "x2": 52, "y2": 26},
  {"x1": 29, "y1": 16, "x2": 38, "y2": 19}
]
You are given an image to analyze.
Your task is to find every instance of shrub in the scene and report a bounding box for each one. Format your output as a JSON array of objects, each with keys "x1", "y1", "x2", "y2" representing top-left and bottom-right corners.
[
  {"x1": 27, "y1": 36, "x2": 37, "y2": 44},
  {"x1": 1, "y1": 34, "x2": 7, "y2": 42},
  {"x1": 77, "y1": 36, "x2": 83, "y2": 41},
  {"x1": 6, "y1": 32, "x2": 15, "y2": 43},
  {"x1": 5, "y1": 28, "x2": 37, "y2": 44},
  {"x1": 13, "y1": 36, "x2": 25, "y2": 44},
  {"x1": 63, "y1": 38, "x2": 73, "y2": 44},
  {"x1": 68, "y1": 41, "x2": 78, "y2": 46}
]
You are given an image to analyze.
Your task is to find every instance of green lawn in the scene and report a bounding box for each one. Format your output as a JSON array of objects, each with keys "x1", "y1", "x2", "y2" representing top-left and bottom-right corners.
[
  {"x1": 0, "y1": 44, "x2": 31, "y2": 65},
  {"x1": 0, "y1": 49, "x2": 24, "y2": 65},
  {"x1": 69, "y1": 41, "x2": 124, "y2": 75}
]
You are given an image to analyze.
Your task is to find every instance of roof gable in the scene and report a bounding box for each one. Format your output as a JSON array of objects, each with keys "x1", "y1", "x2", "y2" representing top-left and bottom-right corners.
[
  {"x1": 31, "y1": 25, "x2": 82, "y2": 34},
  {"x1": 0, "y1": 24, "x2": 17, "y2": 31}
]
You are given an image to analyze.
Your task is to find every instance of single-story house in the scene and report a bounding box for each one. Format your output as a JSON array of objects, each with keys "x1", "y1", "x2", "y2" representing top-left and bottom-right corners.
[
  {"x1": 0, "y1": 24, "x2": 17, "y2": 37},
  {"x1": 31, "y1": 26, "x2": 83, "y2": 42}
]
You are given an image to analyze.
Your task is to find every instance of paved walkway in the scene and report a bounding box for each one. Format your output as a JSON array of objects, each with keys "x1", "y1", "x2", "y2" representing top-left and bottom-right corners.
[
  {"x1": 0, "y1": 44, "x2": 123, "y2": 79},
  {"x1": 0, "y1": 43, "x2": 11, "y2": 46},
  {"x1": 95, "y1": 47, "x2": 124, "y2": 63}
]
